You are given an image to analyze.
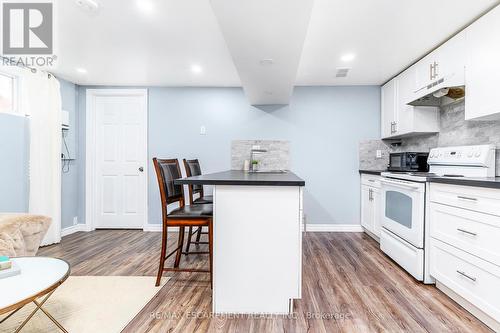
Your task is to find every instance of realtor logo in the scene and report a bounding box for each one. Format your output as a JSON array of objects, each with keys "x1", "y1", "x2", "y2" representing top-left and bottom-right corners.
[{"x1": 2, "y1": 2, "x2": 53, "y2": 55}]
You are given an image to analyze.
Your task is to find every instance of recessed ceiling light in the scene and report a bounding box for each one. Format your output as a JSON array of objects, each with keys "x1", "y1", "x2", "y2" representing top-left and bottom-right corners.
[
  {"x1": 76, "y1": 67, "x2": 87, "y2": 74},
  {"x1": 191, "y1": 64, "x2": 202, "y2": 74},
  {"x1": 136, "y1": 0, "x2": 154, "y2": 13},
  {"x1": 340, "y1": 53, "x2": 356, "y2": 62}
]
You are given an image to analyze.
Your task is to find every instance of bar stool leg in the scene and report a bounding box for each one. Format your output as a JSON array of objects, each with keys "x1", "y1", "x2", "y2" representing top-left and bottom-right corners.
[
  {"x1": 156, "y1": 225, "x2": 168, "y2": 286},
  {"x1": 196, "y1": 227, "x2": 202, "y2": 243},
  {"x1": 174, "y1": 226, "x2": 185, "y2": 268},
  {"x1": 185, "y1": 226, "x2": 193, "y2": 253}
]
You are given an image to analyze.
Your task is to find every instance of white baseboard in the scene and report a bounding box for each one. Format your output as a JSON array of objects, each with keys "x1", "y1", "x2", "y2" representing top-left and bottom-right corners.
[
  {"x1": 303, "y1": 224, "x2": 363, "y2": 232},
  {"x1": 143, "y1": 224, "x2": 162, "y2": 232},
  {"x1": 61, "y1": 224, "x2": 91, "y2": 237}
]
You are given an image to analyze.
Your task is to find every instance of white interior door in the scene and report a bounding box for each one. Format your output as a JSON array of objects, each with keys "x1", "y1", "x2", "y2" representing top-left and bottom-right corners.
[{"x1": 87, "y1": 89, "x2": 148, "y2": 229}]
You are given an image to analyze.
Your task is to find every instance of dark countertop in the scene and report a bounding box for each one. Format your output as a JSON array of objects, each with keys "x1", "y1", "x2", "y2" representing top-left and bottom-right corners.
[
  {"x1": 359, "y1": 169, "x2": 387, "y2": 175},
  {"x1": 429, "y1": 176, "x2": 500, "y2": 189},
  {"x1": 174, "y1": 170, "x2": 305, "y2": 186}
]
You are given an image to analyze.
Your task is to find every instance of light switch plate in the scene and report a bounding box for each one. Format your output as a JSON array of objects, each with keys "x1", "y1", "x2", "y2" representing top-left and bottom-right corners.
[
  {"x1": 200, "y1": 126, "x2": 206, "y2": 135},
  {"x1": 376, "y1": 150, "x2": 382, "y2": 158}
]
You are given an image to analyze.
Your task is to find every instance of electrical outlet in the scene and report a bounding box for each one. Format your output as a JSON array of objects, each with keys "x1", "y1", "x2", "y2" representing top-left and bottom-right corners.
[
  {"x1": 376, "y1": 150, "x2": 382, "y2": 158},
  {"x1": 73, "y1": 216, "x2": 78, "y2": 226},
  {"x1": 200, "y1": 126, "x2": 206, "y2": 135},
  {"x1": 252, "y1": 145, "x2": 260, "y2": 150}
]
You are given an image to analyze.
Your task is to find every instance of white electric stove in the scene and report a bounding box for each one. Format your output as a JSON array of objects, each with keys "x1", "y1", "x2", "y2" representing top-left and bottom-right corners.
[{"x1": 379, "y1": 144, "x2": 496, "y2": 283}]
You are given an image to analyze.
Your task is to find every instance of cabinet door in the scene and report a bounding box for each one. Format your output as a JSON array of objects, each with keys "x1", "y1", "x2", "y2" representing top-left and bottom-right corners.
[
  {"x1": 414, "y1": 53, "x2": 435, "y2": 93},
  {"x1": 361, "y1": 186, "x2": 373, "y2": 231},
  {"x1": 372, "y1": 187, "x2": 382, "y2": 238},
  {"x1": 381, "y1": 78, "x2": 397, "y2": 138},
  {"x1": 396, "y1": 67, "x2": 416, "y2": 135},
  {"x1": 465, "y1": 5, "x2": 500, "y2": 120},
  {"x1": 434, "y1": 31, "x2": 466, "y2": 84}
]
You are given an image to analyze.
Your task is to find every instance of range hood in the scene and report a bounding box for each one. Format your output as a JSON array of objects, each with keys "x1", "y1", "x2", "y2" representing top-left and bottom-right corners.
[{"x1": 409, "y1": 71, "x2": 465, "y2": 107}]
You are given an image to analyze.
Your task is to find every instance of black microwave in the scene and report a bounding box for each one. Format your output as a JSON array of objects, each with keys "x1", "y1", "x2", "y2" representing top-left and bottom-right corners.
[{"x1": 388, "y1": 152, "x2": 429, "y2": 172}]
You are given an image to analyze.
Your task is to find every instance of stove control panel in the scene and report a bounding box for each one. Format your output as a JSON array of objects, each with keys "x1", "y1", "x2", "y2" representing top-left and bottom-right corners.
[{"x1": 428, "y1": 145, "x2": 496, "y2": 173}]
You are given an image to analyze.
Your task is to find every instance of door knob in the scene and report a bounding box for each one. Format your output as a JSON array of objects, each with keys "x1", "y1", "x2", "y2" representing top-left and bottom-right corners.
[{"x1": 139, "y1": 167, "x2": 144, "y2": 172}]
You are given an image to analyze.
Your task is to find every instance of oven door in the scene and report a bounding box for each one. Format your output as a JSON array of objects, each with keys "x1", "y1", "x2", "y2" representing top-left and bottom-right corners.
[{"x1": 380, "y1": 178, "x2": 425, "y2": 248}]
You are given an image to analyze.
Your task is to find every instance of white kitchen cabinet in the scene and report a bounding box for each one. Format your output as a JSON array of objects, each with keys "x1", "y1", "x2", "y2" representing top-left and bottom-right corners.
[
  {"x1": 465, "y1": 5, "x2": 500, "y2": 120},
  {"x1": 360, "y1": 175, "x2": 382, "y2": 239},
  {"x1": 381, "y1": 68, "x2": 439, "y2": 139},
  {"x1": 381, "y1": 78, "x2": 398, "y2": 138},
  {"x1": 414, "y1": 31, "x2": 466, "y2": 100},
  {"x1": 429, "y1": 183, "x2": 500, "y2": 330}
]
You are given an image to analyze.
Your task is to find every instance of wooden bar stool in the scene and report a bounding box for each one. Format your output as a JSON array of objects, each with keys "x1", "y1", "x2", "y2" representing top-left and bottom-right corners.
[
  {"x1": 153, "y1": 158, "x2": 213, "y2": 288},
  {"x1": 183, "y1": 159, "x2": 213, "y2": 253}
]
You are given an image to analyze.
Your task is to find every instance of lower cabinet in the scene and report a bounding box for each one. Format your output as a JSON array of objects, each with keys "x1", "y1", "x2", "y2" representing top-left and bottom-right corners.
[
  {"x1": 360, "y1": 175, "x2": 382, "y2": 239},
  {"x1": 429, "y1": 183, "x2": 500, "y2": 329}
]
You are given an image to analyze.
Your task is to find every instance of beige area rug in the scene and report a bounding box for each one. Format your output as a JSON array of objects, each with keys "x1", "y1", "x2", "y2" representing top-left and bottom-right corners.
[{"x1": 0, "y1": 276, "x2": 168, "y2": 333}]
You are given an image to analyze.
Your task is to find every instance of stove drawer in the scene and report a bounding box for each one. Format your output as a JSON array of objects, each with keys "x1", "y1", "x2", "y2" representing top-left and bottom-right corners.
[
  {"x1": 429, "y1": 202, "x2": 500, "y2": 267},
  {"x1": 430, "y1": 238, "x2": 500, "y2": 322},
  {"x1": 380, "y1": 228, "x2": 423, "y2": 281},
  {"x1": 430, "y1": 183, "x2": 500, "y2": 217}
]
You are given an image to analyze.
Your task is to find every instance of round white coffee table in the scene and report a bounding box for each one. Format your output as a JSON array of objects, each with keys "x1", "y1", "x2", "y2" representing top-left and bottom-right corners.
[{"x1": 0, "y1": 257, "x2": 70, "y2": 332}]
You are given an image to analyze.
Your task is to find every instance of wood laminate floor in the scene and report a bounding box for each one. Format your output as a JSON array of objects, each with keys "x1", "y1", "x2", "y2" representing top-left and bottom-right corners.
[{"x1": 38, "y1": 230, "x2": 492, "y2": 333}]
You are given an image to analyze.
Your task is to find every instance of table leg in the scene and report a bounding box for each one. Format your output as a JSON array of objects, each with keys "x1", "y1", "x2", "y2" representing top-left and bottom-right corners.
[
  {"x1": 33, "y1": 299, "x2": 68, "y2": 333},
  {"x1": 0, "y1": 304, "x2": 26, "y2": 324},
  {"x1": 13, "y1": 289, "x2": 68, "y2": 333}
]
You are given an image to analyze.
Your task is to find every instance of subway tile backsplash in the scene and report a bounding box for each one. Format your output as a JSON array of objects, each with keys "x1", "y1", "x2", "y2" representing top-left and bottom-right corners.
[
  {"x1": 359, "y1": 100, "x2": 500, "y2": 176},
  {"x1": 231, "y1": 140, "x2": 290, "y2": 171}
]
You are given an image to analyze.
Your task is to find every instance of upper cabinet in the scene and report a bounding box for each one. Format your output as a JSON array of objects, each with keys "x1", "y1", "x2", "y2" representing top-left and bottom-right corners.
[
  {"x1": 414, "y1": 31, "x2": 466, "y2": 102},
  {"x1": 465, "y1": 5, "x2": 500, "y2": 121},
  {"x1": 381, "y1": 78, "x2": 398, "y2": 138},
  {"x1": 381, "y1": 67, "x2": 439, "y2": 139}
]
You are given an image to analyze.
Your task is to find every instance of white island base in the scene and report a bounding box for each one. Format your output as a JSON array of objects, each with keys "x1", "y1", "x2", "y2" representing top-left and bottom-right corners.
[{"x1": 212, "y1": 185, "x2": 303, "y2": 314}]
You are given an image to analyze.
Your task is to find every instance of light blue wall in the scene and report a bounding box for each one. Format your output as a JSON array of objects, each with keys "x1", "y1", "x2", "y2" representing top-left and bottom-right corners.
[
  {"x1": 0, "y1": 113, "x2": 29, "y2": 212},
  {"x1": 77, "y1": 86, "x2": 380, "y2": 226},
  {"x1": 60, "y1": 79, "x2": 79, "y2": 228}
]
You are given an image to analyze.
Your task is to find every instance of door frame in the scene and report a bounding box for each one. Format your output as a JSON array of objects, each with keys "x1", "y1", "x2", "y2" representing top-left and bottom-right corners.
[{"x1": 85, "y1": 89, "x2": 148, "y2": 231}]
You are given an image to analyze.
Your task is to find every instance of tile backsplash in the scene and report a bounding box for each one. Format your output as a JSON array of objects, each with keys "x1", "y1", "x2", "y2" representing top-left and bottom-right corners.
[
  {"x1": 359, "y1": 100, "x2": 500, "y2": 176},
  {"x1": 231, "y1": 140, "x2": 290, "y2": 171}
]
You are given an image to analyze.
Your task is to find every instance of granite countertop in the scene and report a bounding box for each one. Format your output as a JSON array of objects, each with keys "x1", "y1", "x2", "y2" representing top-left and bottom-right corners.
[
  {"x1": 359, "y1": 169, "x2": 387, "y2": 175},
  {"x1": 174, "y1": 170, "x2": 305, "y2": 186},
  {"x1": 429, "y1": 176, "x2": 500, "y2": 189}
]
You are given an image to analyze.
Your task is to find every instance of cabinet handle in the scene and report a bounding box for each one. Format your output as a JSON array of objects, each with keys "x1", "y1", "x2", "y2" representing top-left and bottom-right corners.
[
  {"x1": 457, "y1": 228, "x2": 477, "y2": 236},
  {"x1": 368, "y1": 179, "x2": 375, "y2": 182},
  {"x1": 390, "y1": 121, "x2": 397, "y2": 134},
  {"x1": 369, "y1": 189, "x2": 372, "y2": 201},
  {"x1": 430, "y1": 63, "x2": 434, "y2": 81},
  {"x1": 457, "y1": 195, "x2": 478, "y2": 202},
  {"x1": 456, "y1": 270, "x2": 477, "y2": 282}
]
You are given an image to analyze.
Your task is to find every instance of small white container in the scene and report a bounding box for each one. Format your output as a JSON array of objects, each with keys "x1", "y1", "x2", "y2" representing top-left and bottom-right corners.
[{"x1": 243, "y1": 160, "x2": 250, "y2": 171}]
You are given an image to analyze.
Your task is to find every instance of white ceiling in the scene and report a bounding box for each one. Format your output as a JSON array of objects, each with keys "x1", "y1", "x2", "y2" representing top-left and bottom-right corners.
[
  {"x1": 54, "y1": 0, "x2": 240, "y2": 86},
  {"x1": 53, "y1": 0, "x2": 500, "y2": 92},
  {"x1": 297, "y1": 0, "x2": 499, "y2": 86}
]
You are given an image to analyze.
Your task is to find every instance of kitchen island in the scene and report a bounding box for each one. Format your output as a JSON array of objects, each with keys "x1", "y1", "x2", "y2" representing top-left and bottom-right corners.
[{"x1": 175, "y1": 170, "x2": 305, "y2": 314}]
